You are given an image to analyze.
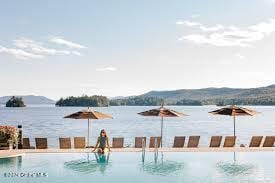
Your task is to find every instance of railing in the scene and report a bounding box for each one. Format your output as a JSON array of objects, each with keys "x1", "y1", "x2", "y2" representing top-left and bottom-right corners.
[
  {"x1": 141, "y1": 138, "x2": 158, "y2": 162},
  {"x1": 154, "y1": 138, "x2": 158, "y2": 162},
  {"x1": 141, "y1": 138, "x2": 146, "y2": 162}
]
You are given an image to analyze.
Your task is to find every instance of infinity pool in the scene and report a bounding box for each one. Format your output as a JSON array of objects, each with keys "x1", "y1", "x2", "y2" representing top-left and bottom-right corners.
[{"x1": 0, "y1": 152, "x2": 275, "y2": 183}]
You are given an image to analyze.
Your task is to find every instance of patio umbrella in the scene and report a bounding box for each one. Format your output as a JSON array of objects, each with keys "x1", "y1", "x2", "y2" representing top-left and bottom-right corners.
[
  {"x1": 64, "y1": 107, "x2": 112, "y2": 147},
  {"x1": 209, "y1": 105, "x2": 259, "y2": 137},
  {"x1": 138, "y1": 105, "x2": 187, "y2": 147}
]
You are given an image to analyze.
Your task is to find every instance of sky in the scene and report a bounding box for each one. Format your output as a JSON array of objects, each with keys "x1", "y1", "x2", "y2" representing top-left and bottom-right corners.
[{"x1": 1, "y1": 0, "x2": 275, "y2": 100}]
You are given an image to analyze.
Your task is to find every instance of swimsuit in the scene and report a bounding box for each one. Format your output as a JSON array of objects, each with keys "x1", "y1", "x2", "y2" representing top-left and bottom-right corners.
[{"x1": 98, "y1": 136, "x2": 107, "y2": 149}]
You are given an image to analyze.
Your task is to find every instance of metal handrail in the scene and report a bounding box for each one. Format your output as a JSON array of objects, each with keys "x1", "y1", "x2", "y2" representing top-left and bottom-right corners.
[
  {"x1": 154, "y1": 138, "x2": 158, "y2": 162},
  {"x1": 141, "y1": 138, "x2": 145, "y2": 162}
]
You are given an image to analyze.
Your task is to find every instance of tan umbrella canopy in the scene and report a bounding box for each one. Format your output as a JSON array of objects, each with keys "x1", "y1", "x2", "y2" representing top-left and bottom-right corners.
[
  {"x1": 209, "y1": 105, "x2": 259, "y2": 137},
  {"x1": 138, "y1": 105, "x2": 187, "y2": 147},
  {"x1": 64, "y1": 107, "x2": 112, "y2": 147}
]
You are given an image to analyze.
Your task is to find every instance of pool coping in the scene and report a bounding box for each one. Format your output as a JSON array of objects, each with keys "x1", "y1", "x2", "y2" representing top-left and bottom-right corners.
[
  {"x1": 1, "y1": 147, "x2": 275, "y2": 158},
  {"x1": 0, "y1": 151, "x2": 25, "y2": 158}
]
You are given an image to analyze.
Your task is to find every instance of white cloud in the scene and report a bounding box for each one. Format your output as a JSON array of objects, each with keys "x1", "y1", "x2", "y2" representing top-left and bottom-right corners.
[
  {"x1": 96, "y1": 67, "x2": 117, "y2": 72},
  {"x1": 199, "y1": 24, "x2": 224, "y2": 32},
  {"x1": 176, "y1": 20, "x2": 224, "y2": 32},
  {"x1": 0, "y1": 45, "x2": 44, "y2": 60},
  {"x1": 71, "y1": 51, "x2": 82, "y2": 56},
  {"x1": 181, "y1": 30, "x2": 263, "y2": 47},
  {"x1": 14, "y1": 38, "x2": 71, "y2": 55},
  {"x1": 0, "y1": 37, "x2": 85, "y2": 60},
  {"x1": 176, "y1": 20, "x2": 201, "y2": 26},
  {"x1": 50, "y1": 37, "x2": 87, "y2": 49},
  {"x1": 178, "y1": 19, "x2": 275, "y2": 47},
  {"x1": 249, "y1": 19, "x2": 275, "y2": 34},
  {"x1": 235, "y1": 53, "x2": 245, "y2": 60}
]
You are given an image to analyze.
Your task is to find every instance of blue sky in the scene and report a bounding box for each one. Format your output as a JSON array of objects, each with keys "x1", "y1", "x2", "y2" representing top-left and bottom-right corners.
[{"x1": 1, "y1": 0, "x2": 275, "y2": 99}]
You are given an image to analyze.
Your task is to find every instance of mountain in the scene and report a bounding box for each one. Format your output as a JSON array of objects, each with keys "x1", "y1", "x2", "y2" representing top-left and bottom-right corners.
[
  {"x1": 140, "y1": 84, "x2": 275, "y2": 105},
  {"x1": 109, "y1": 96, "x2": 132, "y2": 100},
  {"x1": 0, "y1": 95, "x2": 55, "y2": 105}
]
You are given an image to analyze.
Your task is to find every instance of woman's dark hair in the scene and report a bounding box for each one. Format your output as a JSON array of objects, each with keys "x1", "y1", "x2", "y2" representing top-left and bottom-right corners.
[{"x1": 100, "y1": 129, "x2": 107, "y2": 137}]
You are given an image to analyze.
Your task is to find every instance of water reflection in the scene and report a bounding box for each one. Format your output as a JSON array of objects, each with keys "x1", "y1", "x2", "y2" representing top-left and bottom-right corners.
[
  {"x1": 217, "y1": 161, "x2": 255, "y2": 176},
  {"x1": 217, "y1": 162, "x2": 254, "y2": 176},
  {"x1": 141, "y1": 154, "x2": 184, "y2": 176},
  {"x1": 216, "y1": 152, "x2": 255, "y2": 176},
  {"x1": 64, "y1": 153, "x2": 110, "y2": 174},
  {"x1": 0, "y1": 156, "x2": 22, "y2": 170}
]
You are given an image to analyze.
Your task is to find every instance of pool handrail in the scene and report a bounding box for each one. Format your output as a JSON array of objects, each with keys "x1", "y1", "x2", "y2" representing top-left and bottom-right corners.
[{"x1": 149, "y1": 137, "x2": 161, "y2": 148}]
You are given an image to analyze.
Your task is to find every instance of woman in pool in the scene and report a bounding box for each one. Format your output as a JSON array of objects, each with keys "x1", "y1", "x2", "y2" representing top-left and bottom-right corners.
[{"x1": 93, "y1": 129, "x2": 110, "y2": 154}]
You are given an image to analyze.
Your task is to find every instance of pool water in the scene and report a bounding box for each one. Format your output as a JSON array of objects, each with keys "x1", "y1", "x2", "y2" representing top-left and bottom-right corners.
[{"x1": 0, "y1": 152, "x2": 275, "y2": 183}]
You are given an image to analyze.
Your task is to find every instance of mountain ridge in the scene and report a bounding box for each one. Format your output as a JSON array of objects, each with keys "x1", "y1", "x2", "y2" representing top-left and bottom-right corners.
[
  {"x1": 0, "y1": 95, "x2": 55, "y2": 104},
  {"x1": 139, "y1": 84, "x2": 275, "y2": 105}
]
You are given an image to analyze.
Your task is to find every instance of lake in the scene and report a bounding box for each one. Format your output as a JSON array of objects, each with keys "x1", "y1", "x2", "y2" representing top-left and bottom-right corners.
[{"x1": 0, "y1": 105, "x2": 274, "y2": 148}]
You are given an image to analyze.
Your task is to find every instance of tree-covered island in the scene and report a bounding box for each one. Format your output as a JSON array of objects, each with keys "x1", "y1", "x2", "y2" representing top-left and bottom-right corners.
[
  {"x1": 55, "y1": 95, "x2": 109, "y2": 107},
  {"x1": 5, "y1": 96, "x2": 26, "y2": 107}
]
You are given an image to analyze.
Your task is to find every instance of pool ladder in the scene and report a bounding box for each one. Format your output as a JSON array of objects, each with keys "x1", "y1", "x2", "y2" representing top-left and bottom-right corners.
[
  {"x1": 141, "y1": 138, "x2": 158, "y2": 162},
  {"x1": 141, "y1": 138, "x2": 146, "y2": 162},
  {"x1": 154, "y1": 138, "x2": 158, "y2": 162}
]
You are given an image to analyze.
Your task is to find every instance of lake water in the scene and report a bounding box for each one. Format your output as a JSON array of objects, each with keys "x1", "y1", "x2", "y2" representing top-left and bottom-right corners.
[{"x1": 0, "y1": 106, "x2": 274, "y2": 147}]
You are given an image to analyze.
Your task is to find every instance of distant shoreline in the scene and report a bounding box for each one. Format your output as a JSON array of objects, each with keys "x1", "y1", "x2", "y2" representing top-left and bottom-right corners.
[
  {"x1": 1, "y1": 84, "x2": 275, "y2": 106},
  {"x1": 1, "y1": 104, "x2": 275, "y2": 107}
]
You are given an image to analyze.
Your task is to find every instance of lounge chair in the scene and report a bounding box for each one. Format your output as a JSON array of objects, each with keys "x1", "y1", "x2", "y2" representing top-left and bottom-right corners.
[
  {"x1": 22, "y1": 138, "x2": 35, "y2": 149},
  {"x1": 135, "y1": 137, "x2": 146, "y2": 148},
  {"x1": 187, "y1": 136, "x2": 200, "y2": 148},
  {"x1": 249, "y1": 136, "x2": 263, "y2": 147},
  {"x1": 35, "y1": 138, "x2": 48, "y2": 149},
  {"x1": 74, "y1": 137, "x2": 86, "y2": 148},
  {"x1": 149, "y1": 137, "x2": 161, "y2": 148},
  {"x1": 22, "y1": 138, "x2": 30, "y2": 149},
  {"x1": 59, "y1": 137, "x2": 71, "y2": 149},
  {"x1": 209, "y1": 136, "x2": 222, "y2": 147},
  {"x1": 223, "y1": 136, "x2": 236, "y2": 147},
  {"x1": 173, "y1": 136, "x2": 185, "y2": 148},
  {"x1": 263, "y1": 136, "x2": 275, "y2": 147},
  {"x1": 112, "y1": 138, "x2": 124, "y2": 148}
]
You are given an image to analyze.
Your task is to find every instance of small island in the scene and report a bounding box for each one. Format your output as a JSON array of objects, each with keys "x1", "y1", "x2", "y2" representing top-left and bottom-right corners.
[
  {"x1": 5, "y1": 96, "x2": 26, "y2": 107},
  {"x1": 56, "y1": 95, "x2": 109, "y2": 107}
]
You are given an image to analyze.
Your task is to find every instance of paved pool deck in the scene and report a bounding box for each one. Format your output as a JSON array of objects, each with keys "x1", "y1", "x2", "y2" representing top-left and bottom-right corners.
[{"x1": 1, "y1": 147, "x2": 275, "y2": 158}]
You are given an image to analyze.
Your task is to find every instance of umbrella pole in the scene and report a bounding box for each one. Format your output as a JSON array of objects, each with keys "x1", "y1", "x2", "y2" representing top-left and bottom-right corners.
[
  {"x1": 233, "y1": 116, "x2": 236, "y2": 137},
  {"x1": 160, "y1": 116, "x2": 163, "y2": 147},
  {"x1": 87, "y1": 119, "x2": 90, "y2": 147}
]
